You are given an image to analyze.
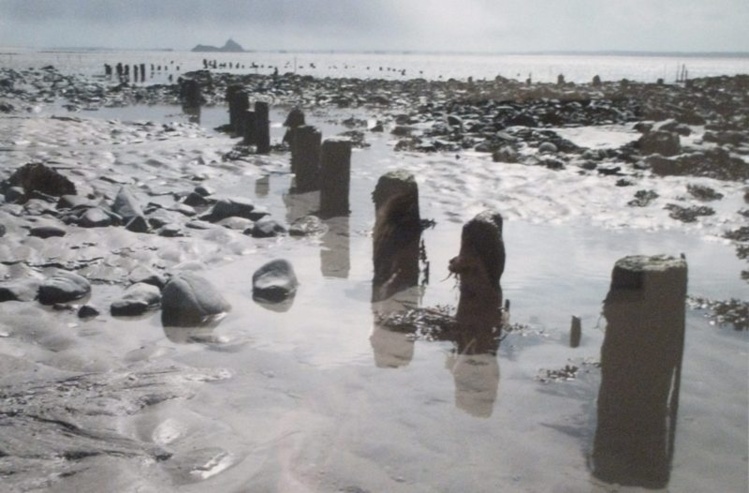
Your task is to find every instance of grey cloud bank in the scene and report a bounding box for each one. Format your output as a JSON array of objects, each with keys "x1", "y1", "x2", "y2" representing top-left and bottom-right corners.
[{"x1": 0, "y1": 0, "x2": 747, "y2": 53}]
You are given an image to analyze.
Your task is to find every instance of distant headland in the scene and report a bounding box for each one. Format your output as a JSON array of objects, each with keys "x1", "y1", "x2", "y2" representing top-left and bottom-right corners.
[{"x1": 191, "y1": 39, "x2": 244, "y2": 53}]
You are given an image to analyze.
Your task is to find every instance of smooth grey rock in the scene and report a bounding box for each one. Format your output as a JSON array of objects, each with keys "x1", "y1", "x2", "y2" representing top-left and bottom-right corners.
[
  {"x1": 638, "y1": 130, "x2": 681, "y2": 157},
  {"x1": 29, "y1": 224, "x2": 67, "y2": 238},
  {"x1": 5, "y1": 162, "x2": 77, "y2": 198},
  {"x1": 78, "y1": 304, "x2": 100, "y2": 318},
  {"x1": 128, "y1": 266, "x2": 167, "y2": 289},
  {"x1": 249, "y1": 217, "x2": 286, "y2": 238},
  {"x1": 37, "y1": 270, "x2": 91, "y2": 305},
  {"x1": 201, "y1": 197, "x2": 255, "y2": 223},
  {"x1": 161, "y1": 272, "x2": 231, "y2": 327},
  {"x1": 111, "y1": 283, "x2": 162, "y2": 316},
  {"x1": 78, "y1": 207, "x2": 116, "y2": 228},
  {"x1": 252, "y1": 259, "x2": 298, "y2": 303}
]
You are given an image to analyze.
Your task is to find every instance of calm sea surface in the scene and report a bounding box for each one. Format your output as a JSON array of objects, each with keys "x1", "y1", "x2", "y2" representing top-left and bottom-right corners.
[{"x1": 1, "y1": 48, "x2": 748, "y2": 83}]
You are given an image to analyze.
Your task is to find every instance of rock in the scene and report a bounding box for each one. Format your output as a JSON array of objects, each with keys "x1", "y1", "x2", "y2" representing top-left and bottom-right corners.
[
  {"x1": 77, "y1": 207, "x2": 117, "y2": 228},
  {"x1": 158, "y1": 224, "x2": 184, "y2": 237},
  {"x1": 658, "y1": 120, "x2": 691, "y2": 136},
  {"x1": 200, "y1": 197, "x2": 255, "y2": 222},
  {"x1": 4, "y1": 186, "x2": 24, "y2": 203},
  {"x1": 217, "y1": 216, "x2": 254, "y2": 231},
  {"x1": 628, "y1": 190, "x2": 659, "y2": 207},
  {"x1": 252, "y1": 259, "x2": 298, "y2": 303},
  {"x1": 0, "y1": 279, "x2": 42, "y2": 302},
  {"x1": 289, "y1": 215, "x2": 327, "y2": 237},
  {"x1": 110, "y1": 283, "x2": 162, "y2": 317},
  {"x1": 37, "y1": 270, "x2": 91, "y2": 305},
  {"x1": 538, "y1": 142, "x2": 558, "y2": 154},
  {"x1": 161, "y1": 272, "x2": 231, "y2": 327},
  {"x1": 0, "y1": 223, "x2": 5, "y2": 237},
  {"x1": 125, "y1": 215, "x2": 150, "y2": 233},
  {"x1": 249, "y1": 217, "x2": 287, "y2": 238},
  {"x1": 182, "y1": 191, "x2": 209, "y2": 207},
  {"x1": 492, "y1": 146, "x2": 518, "y2": 163},
  {"x1": 637, "y1": 130, "x2": 681, "y2": 157},
  {"x1": 128, "y1": 266, "x2": 167, "y2": 289},
  {"x1": 29, "y1": 224, "x2": 66, "y2": 238},
  {"x1": 78, "y1": 304, "x2": 100, "y2": 319},
  {"x1": 3, "y1": 162, "x2": 76, "y2": 200},
  {"x1": 112, "y1": 186, "x2": 145, "y2": 224}
]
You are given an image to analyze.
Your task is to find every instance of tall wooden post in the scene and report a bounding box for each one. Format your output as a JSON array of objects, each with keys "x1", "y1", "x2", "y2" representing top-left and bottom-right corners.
[
  {"x1": 371, "y1": 170, "x2": 422, "y2": 302},
  {"x1": 593, "y1": 255, "x2": 687, "y2": 489},
  {"x1": 255, "y1": 101, "x2": 270, "y2": 154},
  {"x1": 319, "y1": 137, "x2": 352, "y2": 218},
  {"x1": 291, "y1": 125, "x2": 322, "y2": 192}
]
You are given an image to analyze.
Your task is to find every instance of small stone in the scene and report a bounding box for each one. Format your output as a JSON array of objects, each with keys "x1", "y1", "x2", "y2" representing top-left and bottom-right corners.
[
  {"x1": 78, "y1": 304, "x2": 100, "y2": 319},
  {"x1": 252, "y1": 259, "x2": 298, "y2": 303},
  {"x1": 249, "y1": 217, "x2": 286, "y2": 238},
  {"x1": 29, "y1": 224, "x2": 67, "y2": 238}
]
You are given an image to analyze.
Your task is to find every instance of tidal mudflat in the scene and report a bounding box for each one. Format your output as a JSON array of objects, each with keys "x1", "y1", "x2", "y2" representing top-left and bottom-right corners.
[{"x1": 0, "y1": 66, "x2": 747, "y2": 492}]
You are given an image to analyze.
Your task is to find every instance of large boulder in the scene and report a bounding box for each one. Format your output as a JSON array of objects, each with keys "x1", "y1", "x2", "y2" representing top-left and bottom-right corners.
[
  {"x1": 161, "y1": 272, "x2": 231, "y2": 327},
  {"x1": 37, "y1": 270, "x2": 91, "y2": 305}
]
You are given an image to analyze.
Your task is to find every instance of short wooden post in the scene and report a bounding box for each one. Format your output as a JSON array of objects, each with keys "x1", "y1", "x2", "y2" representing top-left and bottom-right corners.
[
  {"x1": 371, "y1": 170, "x2": 421, "y2": 302},
  {"x1": 319, "y1": 137, "x2": 352, "y2": 218},
  {"x1": 255, "y1": 101, "x2": 271, "y2": 154},
  {"x1": 593, "y1": 255, "x2": 687, "y2": 489},
  {"x1": 449, "y1": 210, "x2": 506, "y2": 332}
]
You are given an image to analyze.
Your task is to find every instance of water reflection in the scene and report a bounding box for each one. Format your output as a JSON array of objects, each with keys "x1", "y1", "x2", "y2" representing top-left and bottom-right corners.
[
  {"x1": 181, "y1": 104, "x2": 201, "y2": 125},
  {"x1": 370, "y1": 287, "x2": 421, "y2": 368},
  {"x1": 320, "y1": 216, "x2": 350, "y2": 279},
  {"x1": 254, "y1": 175, "x2": 270, "y2": 198},
  {"x1": 593, "y1": 255, "x2": 687, "y2": 489}
]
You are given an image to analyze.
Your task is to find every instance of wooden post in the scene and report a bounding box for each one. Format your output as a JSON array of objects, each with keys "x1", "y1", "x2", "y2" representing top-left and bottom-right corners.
[
  {"x1": 593, "y1": 255, "x2": 687, "y2": 489},
  {"x1": 449, "y1": 210, "x2": 505, "y2": 332},
  {"x1": 291, "y1": 125, "x2": 322, "y2": 193},
  {"x1": 226, "y1": 84, "x2": 244, "y2": 133},
  {"x1": 255, "y1": 101, "x2": 270, "y2": 154},
  {"x1": 242, "y1": 110, "x2": 256, "y2": 146},
  {"x1": 371, "y1": 170, "x2": 421, "y2": 302},
  {"x1": 319, "y1": 137, "x2": 352, "y2": 218},
  {"x1": 179, "y1": 78, "x2": 201, "y2": 109}
]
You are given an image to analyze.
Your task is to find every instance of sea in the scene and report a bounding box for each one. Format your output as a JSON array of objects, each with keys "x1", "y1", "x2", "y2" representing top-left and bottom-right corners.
[{"x1": 1, "y1": 47, "x2": 749, "y2": 84}]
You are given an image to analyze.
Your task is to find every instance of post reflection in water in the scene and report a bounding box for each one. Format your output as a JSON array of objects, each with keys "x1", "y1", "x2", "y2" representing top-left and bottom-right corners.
[
  {"x1": 370, "y1": 287, "x2": 421, "y2": 369},
  {"x1": 254, "y1": 175, "x2": 270, "y2": 198},
  {"x1": 593, "y1": 255, "x2": 687, "y2": 490},
  {"x1": 181, "y1": 104, "x2": 201, "y2": 125},
  {"x1": 320, "y1": 216, "x2": 350, "y2": 279},
  {"x1": 447, "y1": 210, "x2": 506, "y2": 418}
]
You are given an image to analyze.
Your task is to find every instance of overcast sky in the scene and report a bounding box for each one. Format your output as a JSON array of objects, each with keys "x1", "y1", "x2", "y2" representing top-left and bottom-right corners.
[{"x1": 1, "y1": 0, "x2": 747, "y2": 53}]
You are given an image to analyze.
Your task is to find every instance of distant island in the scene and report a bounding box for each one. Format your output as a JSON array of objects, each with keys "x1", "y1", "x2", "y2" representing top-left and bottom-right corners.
[{"x1": 191, "y1": 39, "x2": 244, "y2": 53}]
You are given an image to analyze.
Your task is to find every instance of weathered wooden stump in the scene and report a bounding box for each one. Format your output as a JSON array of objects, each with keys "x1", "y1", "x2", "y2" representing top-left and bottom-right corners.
[
  {"x1": 290, "y1": 125, "x2": 322, "y2": 192},
  {"x1": 593, "y1": 255, "x2": 687, "y2": 489},
  {"x1": 371, "y1": 170, "x2": 421, "y2": 302},
  {"x1": 226, "y1": 84, "x2": 246, "y2": 133},
  {"x1": 254, "y1": 101, "x2": 271, "y2": 154},
  {"x1": 242, "y1": 110, "x2": 256, "y2": 146},
  {"x1": 449, "y1": 210, "x2": 506, "y2": 332},
  {"x1": 319, "y1": 137, "x2": 352, "y2": 218},
  {"x1": 179, "y1": 78, "x2": 202, "y2": 109}
]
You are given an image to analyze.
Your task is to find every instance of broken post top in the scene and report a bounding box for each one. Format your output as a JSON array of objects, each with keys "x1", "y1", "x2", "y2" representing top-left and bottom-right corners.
[
  {"x1": 457, "y1": 210, "x2": 505, "y2": 289},
  {"x1": 372, "y1": 169, "x2": 419, "y2": 213},
  {"x1": 284, "y1": 107, "x2": 306, "y2": 127},
  {"x1": 608, "y1": 254, "x2": 688, "y2": 298}
]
